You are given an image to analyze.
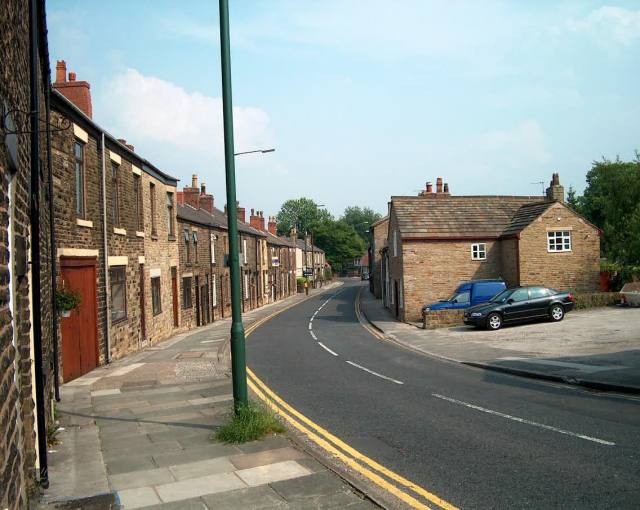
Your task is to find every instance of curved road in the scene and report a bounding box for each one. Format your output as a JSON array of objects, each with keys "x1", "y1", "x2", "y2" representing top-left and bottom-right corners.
[{"x1": 248, "y1": 281, "x2": 640, "y2": 509}]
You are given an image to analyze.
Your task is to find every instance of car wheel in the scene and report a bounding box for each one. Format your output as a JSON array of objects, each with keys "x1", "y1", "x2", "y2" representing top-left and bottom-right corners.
[
  {"x1": 486, "y1": 313, "x2": 502, "y2": 330},
  {"x1": 550, "y1": 304, "x2": 564, "y2": 322}
]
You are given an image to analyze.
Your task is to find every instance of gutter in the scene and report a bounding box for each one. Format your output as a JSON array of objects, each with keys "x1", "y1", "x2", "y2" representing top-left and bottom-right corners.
[{"x1": 101, "y1": 133, "x2": 111, "y2": 362}]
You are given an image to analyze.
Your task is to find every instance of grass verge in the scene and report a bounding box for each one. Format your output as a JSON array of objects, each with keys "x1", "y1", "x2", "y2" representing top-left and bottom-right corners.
[{"x1": 215, "y1": 401, "x2": 285, "y2": 444}]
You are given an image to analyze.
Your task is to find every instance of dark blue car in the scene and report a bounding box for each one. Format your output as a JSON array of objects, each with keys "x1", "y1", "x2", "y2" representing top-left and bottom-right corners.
[{"x1": 422, "y1": 279, "x2": 506, "y2": 312}]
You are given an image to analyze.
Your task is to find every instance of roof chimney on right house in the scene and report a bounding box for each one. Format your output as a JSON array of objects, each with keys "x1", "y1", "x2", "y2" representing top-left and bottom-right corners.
[
  {"x1": 546, "y1": 172, "x2": 564, "y2": 203},
  {"x1": 436, "y1": 177, "x2": 443, "y2": 193},
  {"x1": 53, "y1": 60, "x2": 93, "y2": 118}
]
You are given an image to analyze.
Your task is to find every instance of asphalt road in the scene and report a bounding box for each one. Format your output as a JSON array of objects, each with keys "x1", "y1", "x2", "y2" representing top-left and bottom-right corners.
[{"x1": 247, "y1": 281, "x2": 640, "y2": 509}]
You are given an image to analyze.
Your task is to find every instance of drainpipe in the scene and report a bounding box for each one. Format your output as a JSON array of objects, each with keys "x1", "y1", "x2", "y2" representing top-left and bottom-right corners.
[
  {"x1": 45, "y1": 80, "x2": 60, "y2": 402},
  {"x1": 101, "y1": 133, "x2": 111, "y2": 362},
  {"x1": 29, "y1": 0, "x2": 49, "y2": 488}
]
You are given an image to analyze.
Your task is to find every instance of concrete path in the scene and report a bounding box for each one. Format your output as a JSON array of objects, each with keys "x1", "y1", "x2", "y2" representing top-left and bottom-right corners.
[
  {"x1": 360, "y1": 290, "x2": 640, "y2": 393},
  {"x1": 42, "y1": 282, "x2": 376, "y2": 509}
]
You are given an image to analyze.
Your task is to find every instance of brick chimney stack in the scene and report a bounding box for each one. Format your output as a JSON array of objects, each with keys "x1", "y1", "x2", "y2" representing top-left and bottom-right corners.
[
  {"x1": 268, "y1": 216, "x2": 277, "y2": 235},
  {"x1": 198, "y1": 182, "x2": 214, "y2": 213},
  {"x1": 182, "y1": 174, "x2": 200, "y2": 209},
  {"x1": 250, "y1": 209, "x2": 263, "y2": 231},
  {"x1": 237, "y1": 202, "x2": 246, "y2": 224},
  {"x1": 290, "y1": 226, "x2": 298, "y2": 241},
  {"x1": 53, "y1": 60, "x2": 93, "y2": 118},
  {"x1": 117, "y1": 138, "x2": 135, "y2": 152},
  {"x1": 545, "y1": 172, "x2": 565, "y2": 203}
]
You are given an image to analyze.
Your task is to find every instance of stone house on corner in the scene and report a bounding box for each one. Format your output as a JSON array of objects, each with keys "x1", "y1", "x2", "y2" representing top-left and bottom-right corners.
[{"x1": 384, "y1": 175, "x2": 600, "y2": 322}]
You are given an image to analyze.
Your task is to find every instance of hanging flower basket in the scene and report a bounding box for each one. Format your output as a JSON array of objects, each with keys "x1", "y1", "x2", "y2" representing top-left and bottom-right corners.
[{"x1": 56, "y1": 287, "x2": 82, "y2": 317}]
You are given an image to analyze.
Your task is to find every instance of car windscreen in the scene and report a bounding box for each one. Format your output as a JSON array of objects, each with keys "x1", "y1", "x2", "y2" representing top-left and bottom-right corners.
[{"x1": 490, "y1": 289, "x2": 514, "y2": 302}]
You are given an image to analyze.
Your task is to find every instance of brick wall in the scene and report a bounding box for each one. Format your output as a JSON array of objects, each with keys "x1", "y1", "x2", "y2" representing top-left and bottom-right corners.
[
  {"x1": 1, "y1": 0, "x2": 54, "y2": 505},
  {"x1": 423, "y1": 309, "x2": 465, "y2": 329},
  {"x1": 387, "y1": 212, "x2": 404, "y2": 318},
  {"x1": 371, "y1": 218, "x2": 388, "y2": 299},
  {"x1": 518, "y1": 202, "x2": 600, "y2": 291}
]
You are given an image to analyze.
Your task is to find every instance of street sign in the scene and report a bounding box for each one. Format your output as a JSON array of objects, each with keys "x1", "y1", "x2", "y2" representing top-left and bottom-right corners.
[{"x1": 303, "y1": 269, "x2": 313, "y2": 277}]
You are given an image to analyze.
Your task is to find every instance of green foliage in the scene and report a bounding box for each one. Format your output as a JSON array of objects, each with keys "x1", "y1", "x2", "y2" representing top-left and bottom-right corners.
[
  {"x1": 215, "y1": 401, "x2": 285, "y2": 444},
  {"x1": 323, "y1": 268, "x2": 333, "y2": 280},
  {"x1": 56, "y1": 288, "x2": 82, "y2": 312},
  {"x1": 276, "y1": 198, "x2": 333, "y2": 237},
  {"x1": 314, "y1": 219, "x2": 366, "y2": 272},
  {"x1": 572, "y1": 292, "x2": 620, "y2": 310},
  {"x1": 296, "y1": 277, "x2": 308, "y2": 286},
  {"x1": 340, "y1": 206, "x2": 382, "y2": 244},
  {"x1": 566, "y1": 185, "x2": 579, "y2": 211},
  {"x1": 577, "y1": 156, "x2": 640, "y2": 265}
]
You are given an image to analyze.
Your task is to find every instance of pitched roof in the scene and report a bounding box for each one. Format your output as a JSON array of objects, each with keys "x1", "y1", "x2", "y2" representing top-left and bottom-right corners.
[
  {"x1": 177, "y1": 203, "x2": 267, "y2": 237},
  {"x1": 264, "y1": 230, "x2": 294, "y2": 247},
  {"x1": 391, "y1": 195, "x2": 549, "y2": 239},
  {"x1": 294, "y1": 238, "x2": 324, "y2": 253}
]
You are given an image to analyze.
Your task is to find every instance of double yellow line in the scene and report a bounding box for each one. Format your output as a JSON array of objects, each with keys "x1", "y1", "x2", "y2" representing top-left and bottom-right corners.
[{"x1": 244, "y1": 290, "x2": 458, "y2": 510}]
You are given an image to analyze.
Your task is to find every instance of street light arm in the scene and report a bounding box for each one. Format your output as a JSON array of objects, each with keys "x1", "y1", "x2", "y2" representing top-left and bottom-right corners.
[{"x1": 234, "y1": 148, "x2": 276, "y2": 156}]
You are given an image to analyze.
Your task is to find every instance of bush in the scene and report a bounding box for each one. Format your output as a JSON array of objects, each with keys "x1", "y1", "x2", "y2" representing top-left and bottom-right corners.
[
  {"x1": 323, "y1": 268, "x2": 333, "y2": 280},
  {"x1": 296, "y1": 277, "x2": 308, "y2": 286},
  {"x1": 214, "y1": 401, "x2": 285, "y2": 444},
  {"x1": 573, "y1": 292, "x2": 621, "y2": 310}
]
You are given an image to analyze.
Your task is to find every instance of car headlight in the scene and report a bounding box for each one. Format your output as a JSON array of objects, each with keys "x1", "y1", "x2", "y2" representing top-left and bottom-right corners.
[
  {"x1": 423, "y1": 307, "x2": 430, "y2": 312},
  {"x1": 470, "y1": 312, "x2": 483, "y2": 317}
]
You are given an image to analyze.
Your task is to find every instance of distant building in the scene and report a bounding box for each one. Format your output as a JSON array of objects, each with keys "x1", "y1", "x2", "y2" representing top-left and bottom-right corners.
[{"x1": 384, "y1": 175, "x2": 600, "y2": 321}]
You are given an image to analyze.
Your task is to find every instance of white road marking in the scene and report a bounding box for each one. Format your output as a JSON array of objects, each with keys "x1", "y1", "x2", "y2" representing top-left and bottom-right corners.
[
  {"x1": 345, "y1": 361, "x2": 404, "y2": 385},
  {"x1": 309, "y1": 331, "x2": 318, "y2": 341},
  {"x1": 497, "y1": 357, "x2": 626, "y2": 373},
  {"x1": 200, "y1": 340, "x2": 217, "y2": 344},
  {"x1": 431, "y1": 393, "x2": 616, "y2": 446},
  {"x1": 318, "y1": 342, "x2": 338, "y2": 356},
  {"x1": 308, "y1": 323, "x2": 312, "y2": 330}
]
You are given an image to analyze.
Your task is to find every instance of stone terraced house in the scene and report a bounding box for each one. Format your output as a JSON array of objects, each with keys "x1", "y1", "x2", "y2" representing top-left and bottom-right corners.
[
  {"x1": 51, "y1": 62, "x2": 180, "y2": 381},
  {"x1": 384, "y1": 175, "x2": 601, "y2": 322},
  {"x1": 1, "y1": 0, "x2": 55, "y2": 505}
]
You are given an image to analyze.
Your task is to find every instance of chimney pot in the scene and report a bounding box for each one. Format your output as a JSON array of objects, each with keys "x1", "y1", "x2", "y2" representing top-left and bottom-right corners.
[
  {"x1": 436, "y1": 177, "x2": 443, "y2": 193},
  {"x1": 444, "y1": 183, "x2": 449, "y2": 193},
  {"x1": 192, "y1": 174, "x2": 198, "y2": 189},
  {"x1": 426, "y1": 182, "x2": 433, "y2": 193},
  {"x1": 55, "y1": 60, "x2": 67, "y2": 83},
  {"x1": 201, "y1": 183, "x2": 206, "y2": 195},
  {"x1": 68, "y1": 71, "x2": 76, "y2": 81}
]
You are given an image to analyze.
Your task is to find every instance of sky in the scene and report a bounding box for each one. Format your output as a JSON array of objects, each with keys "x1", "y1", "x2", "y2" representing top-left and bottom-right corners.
[{"x1": 47, "y1": 1, "x2": 640, "y2": 218}]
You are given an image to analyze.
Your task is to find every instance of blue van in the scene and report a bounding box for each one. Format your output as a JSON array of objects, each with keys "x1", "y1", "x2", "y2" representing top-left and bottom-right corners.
[{"x1": 422, "y1": 279, "x2": 506, "y2": 312}]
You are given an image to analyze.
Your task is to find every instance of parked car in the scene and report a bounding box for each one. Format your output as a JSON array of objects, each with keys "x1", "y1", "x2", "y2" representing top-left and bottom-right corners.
[
  {"x1": 463, "y1": 286, "x2": 574, "y2": 330},
  {"x1": 422, "y1": 279, "x2": 506, "y2": 312}
]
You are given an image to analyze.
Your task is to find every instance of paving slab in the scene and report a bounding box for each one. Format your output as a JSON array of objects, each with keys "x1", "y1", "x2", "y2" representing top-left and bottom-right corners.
[
  {"x1": 105, "y1": 454, "x2": 157, "y2": 476},
  {"x1": 108, "y1": 467, "x2": 175, "y2": 491},
  {"x1": 201, "y1": 485, "x2": 287, "y2": 509},
  {"x1": 229, "y1": 447, "x2": 307, "y2": 470},
  {"x1": 117, "y1": 486, "x2": 162, "y2": 509},
  {"x1": 235, "y1": 460, "x2": 311, "y2": 487},
  {"x1": 154, "y1": 472, "x2": 246, "y2": 503},
  {"x1": 152, "y1": 443, "x2": 240, "y2": 467},
  {"x1": 168, "y1": 457, "x2": 236, "y2": 480},
  {"x1": 269, "y1": 471, "x2": 348, "y2": 501},
  {"x1": 141, "y1": 497, "x2": 210, "y2": 510}
]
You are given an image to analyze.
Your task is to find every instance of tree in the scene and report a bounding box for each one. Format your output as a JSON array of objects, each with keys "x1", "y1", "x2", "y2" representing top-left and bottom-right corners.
[
  {"x1": 566, "y1": 185, "x2": 579, "y2": 212},
  {"x1": 341, "y1": 206, "x2": 383, "y2": 244},
  {"x1": 579, "y1": 156, "x2": 640, "y2": 265},
  {"x1": 313, "y1": 220, "x2": 366, "y2": 273},
  {"x1": 275, "y1": 198, "x2": 333, "y2": 237}
]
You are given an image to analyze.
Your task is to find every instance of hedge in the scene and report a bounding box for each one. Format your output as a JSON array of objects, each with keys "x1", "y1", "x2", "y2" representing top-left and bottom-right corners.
[{"x1": 572, "y1": 292, "x2": 621, "y2": 310}]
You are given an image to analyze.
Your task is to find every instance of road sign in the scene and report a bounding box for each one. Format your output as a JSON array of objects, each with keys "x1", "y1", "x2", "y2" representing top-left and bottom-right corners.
[{"x1": 303, "y1": 269, "x2": 313, "y2": 277}]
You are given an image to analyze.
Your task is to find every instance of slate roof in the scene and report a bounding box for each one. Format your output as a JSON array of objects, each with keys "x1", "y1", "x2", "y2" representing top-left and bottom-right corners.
[
  {"x1": 264, "y1": 230, "x2": 295, "y2": 247},
  {"x1": 177, "y1": 203, "x2": 267, "y2": 237},
  {"x1": 294, "y1": 238, "x2": 324, "y2": 253},
  {"x1": 391, "y1": 196, "x2": 551, "y2": 239}
]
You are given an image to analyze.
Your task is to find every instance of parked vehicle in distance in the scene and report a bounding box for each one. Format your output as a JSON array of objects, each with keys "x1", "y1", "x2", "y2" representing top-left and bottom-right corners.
[
  {"x1": 422, "y1": 279, "x2": 506, "y2": 312},
  {"x1": 463, "y1": 286, "x2": 574, "y2": 330}
]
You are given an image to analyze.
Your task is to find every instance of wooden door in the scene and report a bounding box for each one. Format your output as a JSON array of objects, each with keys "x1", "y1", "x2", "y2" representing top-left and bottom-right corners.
[
  {"x1": 139, "y1": 264, "x2": 146, "y2": 341},
  {"x1": 171, "y1": 267, "x2": 178, "y2": 327},
  {"x1": 60, "y1": 258, "x2": 99, "y2": 381}
]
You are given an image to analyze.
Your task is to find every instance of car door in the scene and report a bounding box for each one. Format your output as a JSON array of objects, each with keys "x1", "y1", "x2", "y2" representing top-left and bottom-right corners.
[
  {"x1": 502, "y1": 288, "x2": 530, "y2": 322},
  {"x1": 527, "y1": 287, "x2": 552, "y2": 317}
]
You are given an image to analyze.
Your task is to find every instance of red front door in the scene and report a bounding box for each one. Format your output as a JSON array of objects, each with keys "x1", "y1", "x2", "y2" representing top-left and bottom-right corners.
[{"x1": 60, "y1": 257, "x2": 99, "y2": 382}]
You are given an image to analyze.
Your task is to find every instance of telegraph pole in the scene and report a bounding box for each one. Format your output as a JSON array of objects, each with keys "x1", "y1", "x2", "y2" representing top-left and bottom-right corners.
[{"x1": 219, "y1": 0, "x2": 248, "y2": 410}]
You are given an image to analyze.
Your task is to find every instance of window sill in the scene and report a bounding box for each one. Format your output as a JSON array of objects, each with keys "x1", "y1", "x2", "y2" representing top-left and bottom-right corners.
[
  {"x1": 168, "y1": 235, "x2": 176, "y2": 242},
  {"x1": 136, "y1": 231, "x2": 145, "y2": 238},
  {"x1": 152, "y1": 311, "x2": 162, "y2": 317},
  {"x1": 76, "y1": 218, "x2": 93, "y2": 228},
  {"x1": 111, "y1": 316, "x2": 127, "y2": 325},
  {"x1": 114, "y1": 227, "x2": 126, "y2": 236}
]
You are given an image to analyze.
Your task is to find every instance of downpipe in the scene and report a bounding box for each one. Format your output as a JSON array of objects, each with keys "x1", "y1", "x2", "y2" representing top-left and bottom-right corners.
[{"x1": 101, "y1": 132, "x2": 111, "y2": 362}]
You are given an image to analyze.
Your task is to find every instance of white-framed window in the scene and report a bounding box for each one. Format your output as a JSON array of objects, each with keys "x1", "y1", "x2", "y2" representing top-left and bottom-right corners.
[
  {"x1": 243, "y1": 273, "x2": 248, "y2": 299},
  {"x1": 212, "y1": 275, "x2": 217, "y2": 306},
  {"x1": 471, "y1": 243, "x2": 486, "y2": 260},
  {"x1": 548, "y1": 230, "x2": 571, "y2": 252},
  {"x1": 243, "y1": 239, "x2": 247, "y2": 264},
  {"x1": 210, "y1": 233, "x2": 216, "y2": 264},
  {"x1": 393, "y1": 230, "x2": 398, "y2": 257}
]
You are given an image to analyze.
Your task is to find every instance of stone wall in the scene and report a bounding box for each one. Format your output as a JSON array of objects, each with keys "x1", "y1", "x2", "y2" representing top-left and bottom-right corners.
[
  {"x1": 371, "y1": 218, "x2": 388, "y2": 299},
  {"x1": 518, "y1": 203, "x2": 600, "y2": 292},
  {"x1": 1, "y1": 0, "x2": 54, "y2": 505},
  {"x1": 422, "y1": 309, "x2": 465, "y2": 329}
]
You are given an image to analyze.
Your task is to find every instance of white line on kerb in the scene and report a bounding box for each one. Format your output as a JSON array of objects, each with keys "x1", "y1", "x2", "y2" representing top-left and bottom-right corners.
[
  {"x1": 309, "y1": 331, "x2": 317, "y2": 341},
  {"x1": 318, "y1": 342, "x2": 338, "y2": 356},
  {"x1": 431, "y1": 393, "x2": 616, "y2": 446},
  {"x1": 345, "y1": 361, "x2": 404, "y2": 385}
]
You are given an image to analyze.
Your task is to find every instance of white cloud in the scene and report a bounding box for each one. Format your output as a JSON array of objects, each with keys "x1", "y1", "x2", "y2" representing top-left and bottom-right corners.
[
  {"x1": 569, "y1": 6, "x2": 640, "y2": 45},
  {"x1": 102, "y1": 68, "x2": 271, "y2": 159}
]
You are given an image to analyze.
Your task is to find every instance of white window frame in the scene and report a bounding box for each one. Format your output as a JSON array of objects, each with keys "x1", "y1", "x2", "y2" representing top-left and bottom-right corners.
[
  {"x1": 212, "y1": 275, "x2": 217, "y2": 306},
  {"x1": 547, "y1": 230, "x2": 572, "y2": 252},
  {"x1": 243, "y1": 239, "x2": 248, "y2": 264},
  {"x1": 243, "y1": 273, "x2": 249, "y2": 299},
  {"x1": 471, "y1": 243, "x2": 486, "y2": 260},
  {"x1": 210, "y1": 233, "x2": 216, "y2": 264}
]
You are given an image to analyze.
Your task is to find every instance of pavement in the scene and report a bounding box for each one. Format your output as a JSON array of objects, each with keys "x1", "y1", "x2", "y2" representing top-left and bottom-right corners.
[
  {"x1": 359, "y1": 289, "x2": 640, "y2": 393},
  {"x1": 248, "y1": 281, "x2": 640, "y2": 509},
  {"x1": 41, "y1": 281, "x2": 376, "y2": 510}
]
